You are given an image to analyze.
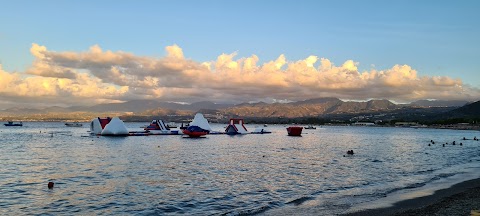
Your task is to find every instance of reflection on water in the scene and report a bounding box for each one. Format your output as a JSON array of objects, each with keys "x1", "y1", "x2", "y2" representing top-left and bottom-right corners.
[{"x1": 1, "y1": 122, "x2": 480, "y2": 215}]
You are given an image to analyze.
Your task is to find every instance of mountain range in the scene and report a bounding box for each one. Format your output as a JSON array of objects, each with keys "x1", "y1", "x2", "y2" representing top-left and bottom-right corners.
[{"x1": 0, "y1": 98, "x2": 476, "y2": 121}]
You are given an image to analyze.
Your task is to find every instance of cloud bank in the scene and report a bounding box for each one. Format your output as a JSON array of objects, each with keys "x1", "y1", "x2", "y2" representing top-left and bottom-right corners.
[{"x1": 0, "y1": 43, "x2": 478, "y2": 108}]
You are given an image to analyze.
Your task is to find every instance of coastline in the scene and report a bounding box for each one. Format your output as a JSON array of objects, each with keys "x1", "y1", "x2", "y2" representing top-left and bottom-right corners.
[{"x1": 344, "y1": 177, "x2": 480, "y2": 216}]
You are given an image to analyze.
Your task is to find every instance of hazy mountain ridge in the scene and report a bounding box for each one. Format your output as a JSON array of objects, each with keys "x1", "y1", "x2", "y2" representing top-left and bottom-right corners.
[
  {"x1": 409, "y1": 100, "x2": 470, "y2": 107},
  {"x1": 222, "y1": 98, "x2": 398, "y2": 118},
  {"x1": 0, "y1": 98, "x2": 477, "y2": 121}
]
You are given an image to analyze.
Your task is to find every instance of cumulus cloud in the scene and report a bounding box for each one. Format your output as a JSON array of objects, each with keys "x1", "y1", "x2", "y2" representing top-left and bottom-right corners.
[{"x1": 0, "y1": 43, "x2": 479, "y2": 108}]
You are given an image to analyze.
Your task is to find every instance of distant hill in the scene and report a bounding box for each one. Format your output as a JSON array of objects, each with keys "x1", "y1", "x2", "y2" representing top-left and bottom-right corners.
[
  {"x1": 292, "y1": 97, "x2": 342, "y2": 105},
  {"x1": 409, "y1": 100, "x2": 470, "y2": 107},
  {"x1": 221, "y1": 98, "x2": 398, "y2": 118},
  {"x1": 442, "y1": 100, "x2": 480, "y2": 118}
]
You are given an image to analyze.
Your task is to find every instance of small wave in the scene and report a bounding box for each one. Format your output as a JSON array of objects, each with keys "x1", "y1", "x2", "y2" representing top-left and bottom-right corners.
[
  {"x1": 404, "y1": 182, "x2": 426, "y2": 189},
  {"x1": 385, "y1": 172, "x2": 459, "y2": 195},
  {"x1": 285, "y1": 196, "x2": 314, "y2": 206},
  {"x1": 223, "y1": 201, "x2": 282, "y2": 216},
  {"x1": 416, "y1": 169, "x2": 435, "y2": 174},
  {"x1": 438, "y1": 173, "x2": 457, "y2": 178},
  {"x1": 155, "y1": 205, "x2": 184, "y2": 214}
]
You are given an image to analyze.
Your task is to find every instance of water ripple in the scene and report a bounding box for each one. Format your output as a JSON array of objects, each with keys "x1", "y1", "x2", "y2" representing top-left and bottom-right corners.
[{"x1": 1, "y1": 123, "x2": 480, "y2": 215}]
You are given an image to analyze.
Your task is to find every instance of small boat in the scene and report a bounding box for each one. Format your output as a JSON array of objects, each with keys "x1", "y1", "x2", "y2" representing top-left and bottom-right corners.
[
  {"x1": 65, "y1": 122, "x2": 83, "y2": 127},
  {"x1": 304, "y1": 125, "x2": 316, "y2": 129},
  {"x1": 287, "y1": 126, "x2": 303, "y2": 136},
  {"x1": 251, "y1": 127, "x2": 271, "y2": 134},
  {"x1": 4, "y1": 121, "x2": 22, "y2": 126},
  {"x1": 182, "y1": 126, "x2": 209, "y2": 138}
]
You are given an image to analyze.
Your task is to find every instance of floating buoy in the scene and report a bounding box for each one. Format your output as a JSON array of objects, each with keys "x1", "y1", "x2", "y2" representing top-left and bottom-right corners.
[{"x1": 48, "y1": 182, "x2": 54, "y2": 189}]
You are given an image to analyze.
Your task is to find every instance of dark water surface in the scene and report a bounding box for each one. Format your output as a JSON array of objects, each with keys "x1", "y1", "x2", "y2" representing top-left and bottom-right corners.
[{"x1": 1, "y1": 122, "x2": 480, "y2": 215}]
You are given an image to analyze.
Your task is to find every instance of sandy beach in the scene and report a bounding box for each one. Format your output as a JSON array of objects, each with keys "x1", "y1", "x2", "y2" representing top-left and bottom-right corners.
[{"x1": 345, "y1": 178, "x2": 480, "y2": 216}]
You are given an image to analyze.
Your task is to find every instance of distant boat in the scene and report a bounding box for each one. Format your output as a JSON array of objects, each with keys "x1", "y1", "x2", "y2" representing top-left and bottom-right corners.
[
  {"x1": 251, "y1": 127, "x2": 271, "y2": 134},
  {"x1": 182, "y1": 125, "x2": 209, "y2": 138},
  {"x1": 304, "y1": 125, "x2": 316, "y2": 129},
  {"x1": 287, "y1": 126, "x2": 303, "y2": 136},
  {"x1": 65, "y1": 122, "x2": 83, "y2": 127},
  {"x1": 4, "y1": 121, "x2": 22, "y2": 127}
]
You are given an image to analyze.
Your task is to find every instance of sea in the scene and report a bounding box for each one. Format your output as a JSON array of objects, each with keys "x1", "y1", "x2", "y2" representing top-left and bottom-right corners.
[{"x1": 1, "y1": 122, "x2": 480, "y2": 215}]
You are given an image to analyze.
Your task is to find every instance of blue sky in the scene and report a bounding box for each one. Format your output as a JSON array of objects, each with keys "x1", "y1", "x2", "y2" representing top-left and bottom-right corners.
[{"x1": 0, "y1": 0, "x2": 479, "y2": 108}]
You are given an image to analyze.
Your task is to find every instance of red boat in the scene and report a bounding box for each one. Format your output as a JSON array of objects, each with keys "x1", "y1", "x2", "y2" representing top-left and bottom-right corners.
[
  {"x1": 182, "y1": 130, "x2": 208, "y2": 138},
  {"x1": 182, "y1": 125, "x2": 209, "y2": 138},
  {"x1": 286, "y1": 126, "x2": 303, "y2": 136}
]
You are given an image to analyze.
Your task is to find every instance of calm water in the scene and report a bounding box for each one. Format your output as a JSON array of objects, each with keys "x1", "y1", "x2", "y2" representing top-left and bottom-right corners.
[{"x1": 1, "y1": 122, "x2": 480, "y2": 215}]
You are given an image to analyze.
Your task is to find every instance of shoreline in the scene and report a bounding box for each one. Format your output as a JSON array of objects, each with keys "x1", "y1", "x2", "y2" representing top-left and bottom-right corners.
[{"x1": 344, "y1": 177, "x2": 480, "y2": 216}]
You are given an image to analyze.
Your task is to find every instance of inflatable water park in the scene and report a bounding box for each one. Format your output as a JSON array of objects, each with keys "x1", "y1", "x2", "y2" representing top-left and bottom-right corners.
[
  {"x1": 88, "y1": 113, "x2": 311, "y2": 137},
  {"x1": 90, "y1": 117, "x2": 129, "y2": 136},
  {"x1": 144, "y1": 119, "x2": 181, "y2": 135}
]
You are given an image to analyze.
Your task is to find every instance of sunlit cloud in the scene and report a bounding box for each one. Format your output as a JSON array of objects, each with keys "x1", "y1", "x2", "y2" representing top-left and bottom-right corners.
[{"x1": 0, "y1": 43, "x2": 478, "y2": 108}]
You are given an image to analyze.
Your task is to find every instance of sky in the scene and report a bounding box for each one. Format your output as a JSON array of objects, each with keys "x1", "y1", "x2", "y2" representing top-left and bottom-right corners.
[{"x1": 1, "y1": 0, "x2": 479, "y2": 109}]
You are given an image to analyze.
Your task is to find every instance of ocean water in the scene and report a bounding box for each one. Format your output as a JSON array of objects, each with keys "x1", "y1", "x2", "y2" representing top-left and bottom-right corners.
[{"x1": 1, "y1": 122, "x2": 480, "y2": 215}]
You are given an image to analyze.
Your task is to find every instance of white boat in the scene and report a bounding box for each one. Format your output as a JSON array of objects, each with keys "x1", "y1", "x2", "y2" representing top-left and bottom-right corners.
[
  {"x1": 304, "y1": 125, "x2": 316, "y2": 129},
  {"x1": 65, "y1": 122, "x2": 83, "y2": 127},
  {"x1": 251, "y1": 126, "x2": 271, "y2": 134}
]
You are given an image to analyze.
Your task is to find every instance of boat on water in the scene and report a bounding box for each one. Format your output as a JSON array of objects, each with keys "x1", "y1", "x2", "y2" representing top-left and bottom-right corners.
[
  {"x1": 304, "y1": 125, "x2": 316, "y2": 129},
  {"x1": 182, "y1": 125, "x2": 209, "y2": 138},
  {"x1": 251, "y1": 127, "x2": 271, "y2": 134},
  {"x1": 65, "y1": 122, "x2": 83, "y2": 127},
  {"x1": 287, "y1": 126, "x2": 303, "y2": 136},
  {"x1": 4, "y1": 121, "x2": 22, "y2": 126},
  {"x1": 181, "y1": 113, "x2": 213, "y2": 137}
]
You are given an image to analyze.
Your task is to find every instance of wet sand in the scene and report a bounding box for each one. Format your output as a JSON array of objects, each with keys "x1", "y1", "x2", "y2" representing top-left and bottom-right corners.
[{"x1": 345, "y1": 178, "x2": 480, "y2": 216}]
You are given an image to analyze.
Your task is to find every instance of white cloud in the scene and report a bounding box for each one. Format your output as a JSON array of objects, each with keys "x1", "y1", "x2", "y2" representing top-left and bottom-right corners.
[{"x1": 0, "y1": 43, "x2": 478, "y2": 108}]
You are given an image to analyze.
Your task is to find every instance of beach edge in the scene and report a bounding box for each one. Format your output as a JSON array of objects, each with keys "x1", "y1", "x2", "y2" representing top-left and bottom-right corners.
[{"x1": 343, "y1": 177, "x2": 480, "y2": 216}]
